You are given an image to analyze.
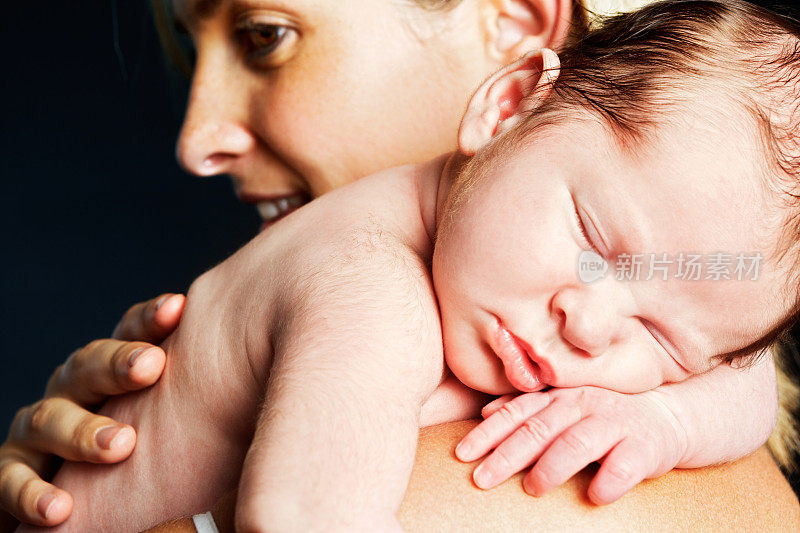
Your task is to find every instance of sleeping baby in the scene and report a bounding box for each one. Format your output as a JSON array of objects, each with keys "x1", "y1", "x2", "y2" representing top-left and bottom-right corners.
[{"x1": 31, "y1": 1, "x2": 800, "y2": 531}]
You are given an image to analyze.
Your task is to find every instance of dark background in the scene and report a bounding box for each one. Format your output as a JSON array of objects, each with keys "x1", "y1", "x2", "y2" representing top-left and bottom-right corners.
[
  {"x1": 1, "y1": 0, "x2": 798, "y2": 497},
  {"x1": 1, "y1": 1, "x2": 257, "y2": 428}
]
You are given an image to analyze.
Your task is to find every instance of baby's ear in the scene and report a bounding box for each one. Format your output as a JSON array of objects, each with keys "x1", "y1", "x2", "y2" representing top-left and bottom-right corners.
[{"x1": 458, "y1": 48, "x2": 560, "y2": 156}]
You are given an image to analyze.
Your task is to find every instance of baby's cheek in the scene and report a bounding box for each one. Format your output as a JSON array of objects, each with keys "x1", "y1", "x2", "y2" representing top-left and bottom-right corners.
[
  {"x1": 443, "y1": 331, "x2": 513, "y2": 396},
  {"x1": 609, "y1": 355, "x2": 670, "y2": 393}
]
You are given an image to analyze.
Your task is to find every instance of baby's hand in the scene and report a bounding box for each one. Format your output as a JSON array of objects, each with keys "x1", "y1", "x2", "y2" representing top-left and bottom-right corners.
[{"x1": 455, "y1": 387, "x2": 690, "y2": 504}]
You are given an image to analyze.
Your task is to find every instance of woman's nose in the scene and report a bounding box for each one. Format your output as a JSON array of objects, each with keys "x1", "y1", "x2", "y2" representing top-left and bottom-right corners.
[
  {"x1": 551, "y1": 289, "x2": 619, "y2": 356},
  {"x1": 175, "y1": 66, "x2": 256, "y2": 177}
]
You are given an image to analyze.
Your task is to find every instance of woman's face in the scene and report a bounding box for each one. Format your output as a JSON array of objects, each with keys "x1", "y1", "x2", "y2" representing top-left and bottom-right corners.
[{"x1": 172, "y1": 0, "x2": 512, "y2": 227}]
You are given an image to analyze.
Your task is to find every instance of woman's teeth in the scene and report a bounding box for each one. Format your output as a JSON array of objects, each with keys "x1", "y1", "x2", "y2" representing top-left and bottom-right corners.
[{"x1": 256, "y1": 195, "x2": 307, "y2": 223}]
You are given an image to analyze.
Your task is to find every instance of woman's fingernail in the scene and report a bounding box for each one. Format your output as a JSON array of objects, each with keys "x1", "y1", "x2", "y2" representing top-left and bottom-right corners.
[
  {"x1": 96, "y1": 425, "x2": 123, "y2": 450},
  {"x1": 455, "y1": 440, "x2": 471, "y2": 459},
  {"x1": 128, "y1": 347, "x2": 147, "y2": 367},
  {"x1": 474, "y1": 464, "x2": 493, "y2": 488},
  {"x1": 37, "y1": 492, "x2": 57, "y2": 520},
  {"x1": 155, "y1": 295, "x2": 171, "y2": 310}
]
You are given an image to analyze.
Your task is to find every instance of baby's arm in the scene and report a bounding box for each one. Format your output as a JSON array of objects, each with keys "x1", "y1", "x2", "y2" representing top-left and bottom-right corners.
[
  {"x1": 233, "y1": 170, "x2": 446, "y2": 531},
  {"x1": 456, "y1": 353, "x2": 777, "y2": 504}
]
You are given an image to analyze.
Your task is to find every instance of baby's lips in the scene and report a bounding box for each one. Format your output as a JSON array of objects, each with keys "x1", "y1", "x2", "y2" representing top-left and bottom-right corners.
[{"x1": 491, "y1": 324, "x2": 543, "y2": 393}]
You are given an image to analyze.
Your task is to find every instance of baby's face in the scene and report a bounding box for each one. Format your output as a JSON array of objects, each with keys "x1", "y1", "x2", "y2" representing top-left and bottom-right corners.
[{"x1": 433, "y1": 108, "x2": 792, "y2": 395}]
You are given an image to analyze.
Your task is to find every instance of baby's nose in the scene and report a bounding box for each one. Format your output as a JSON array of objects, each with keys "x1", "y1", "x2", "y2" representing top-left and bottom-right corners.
[
  {"x1": 551, "y1": 289, "x2": 617, "y2": 357},
  {"x1": 559, "y1": 310, "x2": 612, "y2": 356}
]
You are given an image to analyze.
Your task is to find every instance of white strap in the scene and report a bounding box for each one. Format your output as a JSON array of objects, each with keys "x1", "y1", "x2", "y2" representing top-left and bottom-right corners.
[{"x1": 192, "y1": 511, "x2": 220, "y2": 533}]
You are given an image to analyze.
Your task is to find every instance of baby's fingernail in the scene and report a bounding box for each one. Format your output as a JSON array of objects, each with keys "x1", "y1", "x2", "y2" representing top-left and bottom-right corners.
[
  {"x1": 96, "y1": 425, "x2": 123, "y2": 450},
  {"x1": 37, "y1": 492, "x2": 57, "y2": 520},
  {"x1": 155, "y1": 295, "x2": 171, "y2": 310},
  {"x1": 128, "y1": 347, "x2": 147, "y2": 367},
  {"x1": 474, "y1": 464, "x2": 493, "y2": 488},
  {"x1": 523, "y1": 479, "x2": 538, "y2": 497},
  {"x1": 455, "y1": 440, "x2": 471, "y2": 459}
]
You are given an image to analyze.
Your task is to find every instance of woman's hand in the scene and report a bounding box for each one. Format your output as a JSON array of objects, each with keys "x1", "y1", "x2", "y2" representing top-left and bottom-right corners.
[{"x1": 0, "y1": 293, "x2": 185, "y2": 529}]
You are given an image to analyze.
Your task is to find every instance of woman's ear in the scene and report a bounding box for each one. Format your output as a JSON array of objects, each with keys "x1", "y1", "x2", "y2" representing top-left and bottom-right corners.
[
  {"x1": 458, "y1": 48, "x2": 560, "y2": 155},
  {"x1": 483, "y1": 0, "x2": 573, "y2": 61}
]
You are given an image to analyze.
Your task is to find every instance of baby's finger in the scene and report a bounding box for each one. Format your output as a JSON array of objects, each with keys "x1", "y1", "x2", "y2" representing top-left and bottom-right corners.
[
  {"x1": 46, "y1": 340, "x2": 166, "y2": 406},
  {"x1": 112, "y1": 294, "x2": 185, "y2": 343},
  {"x1": 8, "y1": 399, "x2": 136, "y2": 463},
  {"x1": 471, "y1": 400, "x2": 582, "y2": 489},
  {"x1": 0, "y1": 456, "x2": 73, "y2": 527},
  {"x1": 480, "y1": 395, "x2": 517, "y2": 419},
  {"x1": 456, "y1": 392, "x2": 552, "y2": 462},
  {"x1": 523, "y1": 415, "x2": 620, "y2": 497},
  {"x1": 587, "y1": 439, "x2": 652, "y2": 505}
]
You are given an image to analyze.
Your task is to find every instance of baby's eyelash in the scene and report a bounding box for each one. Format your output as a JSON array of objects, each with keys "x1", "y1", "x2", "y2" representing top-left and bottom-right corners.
[
  {"x1": 572, "y1": 201, "x2": 599, "y2": 253},
  {"x1": 639, "y1": 318, "x2": 688, "y2": 370}
]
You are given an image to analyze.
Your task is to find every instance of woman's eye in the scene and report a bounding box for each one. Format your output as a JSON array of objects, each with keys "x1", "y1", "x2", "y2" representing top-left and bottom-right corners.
[
  {"x1": 237, "y1": 24, "x2": 292, "y2": 61},
  {"x1": 247, "y1": 26, "x2": 282, "y2": 52}
]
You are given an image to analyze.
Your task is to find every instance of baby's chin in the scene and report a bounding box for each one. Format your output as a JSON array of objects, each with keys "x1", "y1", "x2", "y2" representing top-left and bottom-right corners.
[{"x1": 445, "y1": 352, "x2": 517, "y2": 396}]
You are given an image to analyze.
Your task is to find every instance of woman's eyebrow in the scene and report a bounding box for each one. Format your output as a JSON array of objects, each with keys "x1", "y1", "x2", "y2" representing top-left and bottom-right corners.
[
  {"x1": 194, "y1": 0, "x2": 225, "y2": 19},
  {"x1": 171, "y1": 0, "x2": 224, "y2": 29}
]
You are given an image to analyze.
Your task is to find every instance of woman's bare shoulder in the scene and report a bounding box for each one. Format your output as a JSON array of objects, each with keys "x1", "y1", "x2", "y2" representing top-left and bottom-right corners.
[{"x1": 399, "y1": 420, "x2": 800, "y2": 532}]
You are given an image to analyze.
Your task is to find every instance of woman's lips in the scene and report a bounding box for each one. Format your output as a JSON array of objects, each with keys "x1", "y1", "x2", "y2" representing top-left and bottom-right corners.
[
  {"x1": 489, "y1": 319, "x2": 546, "y2": 392},
  {"x1": 237, "y1": 191, "x2": 310, "y2": 231},
  {"x1": 256, "y1": 195, "x2": 308, "y2": 230},
  {"x1": 256, "y1": 194, "x2": 307, "y2": 221}
]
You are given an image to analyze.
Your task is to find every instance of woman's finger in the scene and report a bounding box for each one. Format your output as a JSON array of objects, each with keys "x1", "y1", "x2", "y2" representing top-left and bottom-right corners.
[
  {"x1": 470, "y1": 399, "x2": 582, "y2": 490},
  {"x1": 523, "y1": 415, "x2": 620, "y2": 497},
  {"x1": 45, "y1": 340, "x2": 166, "y2": 406},
  {"x1": 456, "y1": 392, "x2": 552, "y2": 462},
  {"x1": 8, "y1": 399, "x2": 136, "y2": 463},
  {"x1": 0, "y1": 454, "x2": 73, "y2": 527},
  {"x1": 587, "y1": 438, "x2": 654, "y2": 505},
  {"x1": 112, "y1": 293, "x2": 185, "y2": 343}
]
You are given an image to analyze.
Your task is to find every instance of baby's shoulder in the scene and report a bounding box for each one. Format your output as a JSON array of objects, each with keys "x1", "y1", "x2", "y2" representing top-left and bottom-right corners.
[
  {"x1": 266, "y1": 163, "x2": 435, "y2": 299},
  {"x1": 297, "y1": 163, "x2": 435, "y2": 262}
]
